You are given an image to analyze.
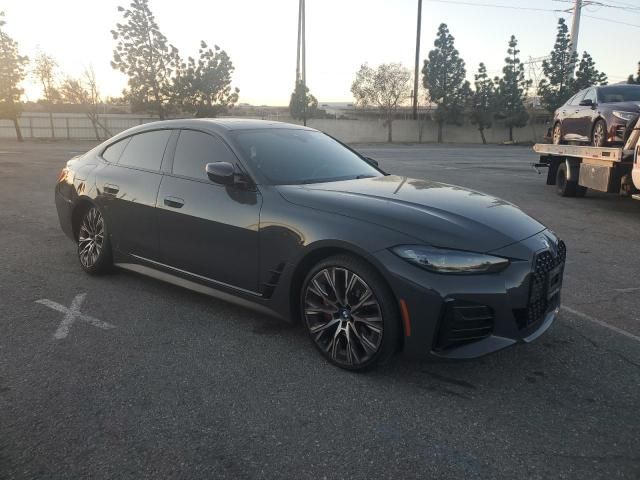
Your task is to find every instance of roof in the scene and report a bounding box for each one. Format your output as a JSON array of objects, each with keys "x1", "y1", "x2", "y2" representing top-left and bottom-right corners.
[{"x1": 137, "y1": 118, "x2": 315, "y2": 133}]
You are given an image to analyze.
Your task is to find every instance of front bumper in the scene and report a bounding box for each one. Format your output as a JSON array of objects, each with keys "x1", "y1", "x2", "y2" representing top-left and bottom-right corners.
[
  {"x1": 609, "y1": 115, "x2": 640, "y2": 145},
  {"x1": 376, "y1": 231, "x2": 565, "y2": 359}
]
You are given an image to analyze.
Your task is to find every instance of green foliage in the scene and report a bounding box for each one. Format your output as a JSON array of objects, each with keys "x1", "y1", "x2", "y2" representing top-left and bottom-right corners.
[
  {"x1": 496, "y1": 35, "x2": 530, "y2": 140},
  {"x1": 111, "y1": 0, "x2": 178, "y2": 119},
  {"x1": 470, "y1": 63, "x2": 496, "y2": 144},
  {"x1": 538, "y1": 18, "x2": 578, "y2": 113},
  {"x1": 173, "y1": 41, "x2": 239, "y2": 117},
  {"x1": 628, "y1": 62, "x2": 640, "y2": 84},
  {"x1": 351, "y1": 63, "x2": 411, "y2": 142},
  {"x1": 0, "y1": 12, "x2": 28, "y2": 126},
  {"x1": 422, "y1": 23, "x2": 468, "y2": 142},
  {"x1": 574, "y1": 52, "x2": 607, "y2": 91},
  {"x1": 289, "y1": 81, "x2": 317, "y2": 120}
]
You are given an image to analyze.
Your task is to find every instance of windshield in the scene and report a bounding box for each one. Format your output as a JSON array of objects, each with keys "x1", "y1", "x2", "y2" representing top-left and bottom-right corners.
[
  {"x1": 231, "y1": 129, "x2": 382, "y2": 185},
  {"x1": 598, "y1": 86, "x2": 640, "y2": 103}
]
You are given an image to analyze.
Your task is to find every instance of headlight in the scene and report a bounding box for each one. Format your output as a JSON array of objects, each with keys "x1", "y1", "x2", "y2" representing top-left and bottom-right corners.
[
  {"x1": 392, "y1": 245, "x2": 510, "y2": 274},
  {"x1": 612, "y1": 111, "x2": 637, "y2": 121}
]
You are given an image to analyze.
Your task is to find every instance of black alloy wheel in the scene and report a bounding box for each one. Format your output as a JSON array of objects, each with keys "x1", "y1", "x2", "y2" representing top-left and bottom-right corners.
[
  {"x1": 78, "y1": 206, "x2": 112, "y2": 274},
  {"x1": 302, "y1": 255, "x2": 399, "y2": 371}
]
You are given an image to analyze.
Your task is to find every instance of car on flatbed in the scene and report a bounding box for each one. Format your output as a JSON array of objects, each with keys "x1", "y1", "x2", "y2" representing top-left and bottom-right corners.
[{"x1": 551, "y1": 84, "x2": 640, "y2": 147}]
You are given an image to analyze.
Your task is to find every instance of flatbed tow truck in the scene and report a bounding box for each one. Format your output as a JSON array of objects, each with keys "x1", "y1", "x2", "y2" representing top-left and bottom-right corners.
[{"x1": 532, "y1": 116, "x2": 640, "y2": 199}]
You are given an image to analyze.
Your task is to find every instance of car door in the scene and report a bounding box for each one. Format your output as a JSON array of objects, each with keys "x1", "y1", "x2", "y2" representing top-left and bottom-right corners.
[
  {"x1": 155, "y1": 129, "x2": 262, "y2": 293},
  {"x1": 563, "y1": 90, "x2": 587, "y2": 141},
  {"x1": 574, "y1": 88, "x2": 598, "y2": 140},
  {"x1": 96, "y1": 129, "x2": 173, "y2": 260}
]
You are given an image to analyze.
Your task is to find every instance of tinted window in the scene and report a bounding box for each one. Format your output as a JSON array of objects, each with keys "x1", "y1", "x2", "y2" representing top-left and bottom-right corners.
[
  {"x1": 102, "y1": 137, "x2": 131, "y2": 163},
  {"x1": 118, "y1": 130, "x2": 172, "y2": 171},
  {"x1": 598, "y1": 86, "x2": 640, "y2": 103},
  {"x1": 583, "y1": 88, "x2": 597, "y2": 104},
  {"x1": 569, "y1": 91, "x2": 587, "y2": 106},
  {"x1": 231, "y1": 129, "x2": 381, "y2": 185},
  {"x1": 172, "y1": 130, "x2": 237, "y2": 180}
]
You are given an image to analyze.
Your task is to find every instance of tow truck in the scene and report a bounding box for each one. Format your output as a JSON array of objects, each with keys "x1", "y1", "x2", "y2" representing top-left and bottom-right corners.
[{"x1": 532, "y1": 116, "x2": 640, "y2": 199}]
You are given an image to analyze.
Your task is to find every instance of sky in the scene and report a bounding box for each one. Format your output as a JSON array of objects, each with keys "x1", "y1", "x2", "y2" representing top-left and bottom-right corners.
[{"x1": 2, "y1": 0, "x2": 640, "y2": 106}]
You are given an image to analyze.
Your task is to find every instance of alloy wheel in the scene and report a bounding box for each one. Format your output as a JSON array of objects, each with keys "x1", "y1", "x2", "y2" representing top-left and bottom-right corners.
[
  {"x1": 304, "y1": 267, "x2": 383, "y2": 367},
  {"x1": 78, "y1": 207, "x2": 105, "y2": 268},
  {"x1": 553, "y1": 124, "x2": 562, "y2": 145},
  {"x1": 593, "y1": 122, "x2": 606, "y2": 147}
]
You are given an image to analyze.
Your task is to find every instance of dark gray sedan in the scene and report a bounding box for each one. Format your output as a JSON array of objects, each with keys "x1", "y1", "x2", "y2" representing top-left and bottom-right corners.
[{"x1": 55, "y1": 119, "x2": 565, "y2": 370}]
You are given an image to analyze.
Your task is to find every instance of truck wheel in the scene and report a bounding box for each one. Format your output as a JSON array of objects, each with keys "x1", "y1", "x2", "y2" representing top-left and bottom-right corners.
[{"x1": 556, "y1": 163, "x2": 577, "y2": 197}]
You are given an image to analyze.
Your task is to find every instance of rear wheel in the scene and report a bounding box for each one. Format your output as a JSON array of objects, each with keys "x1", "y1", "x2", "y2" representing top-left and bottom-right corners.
[
  {"x1": 556, "y1": 163, "x2": 576, "y2": 197},
  {"x1": 592, "y1": 119, "x2": 607, "y2": 147},
  {"x1": 301, "y1": 255, "x2": 400, "y2": 371},
  {"x1": 77, "y1": 205, "x2": 112, "y2": 274}
]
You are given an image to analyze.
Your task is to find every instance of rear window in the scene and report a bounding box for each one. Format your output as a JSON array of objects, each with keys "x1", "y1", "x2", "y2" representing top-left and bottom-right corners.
[
  {"x1": 598, "y1": 86, "x2": 640, "y2": 103},
  {"x1": 118, "y1": 130, "x2": 172, "y2": 171}
]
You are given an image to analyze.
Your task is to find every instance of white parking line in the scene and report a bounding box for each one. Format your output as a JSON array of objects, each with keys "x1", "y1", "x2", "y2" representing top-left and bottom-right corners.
[
  {"x1": 36, "y1": 293, "x2": 116, "y2": 339},
  {"x1": 561, "y1": 305, "x2": 640, "y2": 343}
]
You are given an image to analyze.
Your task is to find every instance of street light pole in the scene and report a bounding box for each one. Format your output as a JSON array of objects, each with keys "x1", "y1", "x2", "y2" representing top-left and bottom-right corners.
[{"x1": 412, "y1": 0, "x2": 422, "y2": 120}]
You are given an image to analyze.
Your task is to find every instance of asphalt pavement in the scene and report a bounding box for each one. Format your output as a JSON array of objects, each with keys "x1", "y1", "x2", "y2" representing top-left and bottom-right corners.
[{"x1": 1, "y1": 140, "x2": 639, "y2": 479}]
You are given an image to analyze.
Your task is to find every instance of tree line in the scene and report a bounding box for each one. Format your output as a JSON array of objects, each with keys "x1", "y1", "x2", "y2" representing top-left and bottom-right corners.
[
  {"x1": 350, "y1": 18, "x2": 631, "y2": 143},
  {"x1": 1, "y1": 5, "x2": 640, "y2": 142},
  {"x1": 0, "y1": 0, "x2": 239, "y2": 141}
]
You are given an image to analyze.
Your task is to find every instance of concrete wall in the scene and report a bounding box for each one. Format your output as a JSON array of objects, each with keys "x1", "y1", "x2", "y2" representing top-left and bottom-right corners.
[{"x1": 0, "y1": 113, "x2": 547, "y2": 144}]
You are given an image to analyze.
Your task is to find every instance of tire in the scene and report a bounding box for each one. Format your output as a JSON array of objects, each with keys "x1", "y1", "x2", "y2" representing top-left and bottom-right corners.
[
  {"x1": 301, "y1": 254, "x2": 400, "y2": 371},
  {"x1": 591, "y1": 119, "x2": 607, "y2": 147},
  {"x1": 77, "y1": 205, "x2": 113, "y2": 274},
  {"x1": 556, "y1": 163, "x2": 577, "y2": 197},
  {"x1": 552, "y1": 122, "x2": 563, "y2": 145}
]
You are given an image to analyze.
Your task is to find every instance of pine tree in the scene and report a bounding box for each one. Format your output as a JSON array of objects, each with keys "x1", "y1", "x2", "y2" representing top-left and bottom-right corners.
[
  {"x1": 422, "y1": 23, "x2": 468, "y2": 143},
  {"x1": 0, "y1": 12, "x2": 28, "y2": 141},
  {"x1": 470, "y1": 63, "x2": 496, "y2": 145},
  {"x1": 538, "y1": 18, "x2": 578, "y2": 113},
  {"x1": 628, "y1": 62, "x2": 640, "y2": 84},
  {"x1": 289, "y1": 81, "x2": 317, "y2": 122},
  {"x1": 111, "y1": 0, "x2": 179, "y2": 119},
  {"x1": 173, "y1": 41, "x2": 239, "y2": 117},
  {"x1": 574, "y1": 52, "x2": 607, "y2": 91},
  {"x1": 496, "y1": 35, "x2": 530, "y2": 142}
]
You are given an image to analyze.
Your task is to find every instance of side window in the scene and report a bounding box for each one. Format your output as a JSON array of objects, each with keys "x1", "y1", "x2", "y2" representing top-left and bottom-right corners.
[
  {"x1": 584, "y1": 88, "x2": 597, "y2": 104},
  {"x1": 172, "y1": 130, "x2": 237, "y2": 180},
  {"x1": 102, "y1": 137, "x2": 131, "y2": 163},
  {"x1": 118, "y1": 130, "x2": 172, "y2": 171},
  {"x1": 569, "y1": 91, "x2": 586, "y2": 106}
]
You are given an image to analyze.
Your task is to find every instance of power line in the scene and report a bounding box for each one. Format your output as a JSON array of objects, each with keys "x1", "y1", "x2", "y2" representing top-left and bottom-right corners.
[
  {"x1": 423, "y1": 0, "x2": 563, "y2": 12},
  {"x1": 583, "y1": 13, "x2": 640, "y2": 27}
]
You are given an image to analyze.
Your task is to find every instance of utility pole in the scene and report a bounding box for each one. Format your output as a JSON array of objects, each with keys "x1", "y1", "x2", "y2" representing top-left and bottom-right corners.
[
  {"x1": 569, "y1": 0, "x2": 582, "y2": 78},
  {"x1": 412, "y1": 0, "x2": 422, "y2": 120},
  {"x1": 302, "y1": 0, "x2": 307, "y2": 126},
  {"x1": 296, "y1": 0, "x2": 302, "y2": 84}
]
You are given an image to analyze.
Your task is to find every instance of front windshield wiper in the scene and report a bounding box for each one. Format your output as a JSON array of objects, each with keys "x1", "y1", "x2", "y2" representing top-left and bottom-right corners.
[{"x1": 296, "y1": 174, "x2": 377, "y2": 185}]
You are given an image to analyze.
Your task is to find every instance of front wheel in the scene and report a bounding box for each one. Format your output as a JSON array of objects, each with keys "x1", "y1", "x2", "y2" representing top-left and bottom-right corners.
[
  {"x1": 552, "y1": 122, "x2": 563, "y2": 145},
  {"x1": 77, "y1": 205, "x2": 112, "y2": 274},
  {"x1": 592, "y1": 119, "x2": 607, "y2": 147},
  {"x1": 301, "y1": 255, "x2": 400, "y2": 371}
]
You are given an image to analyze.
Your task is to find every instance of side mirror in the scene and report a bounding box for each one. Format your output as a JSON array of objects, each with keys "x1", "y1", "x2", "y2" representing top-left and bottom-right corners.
[
  {"x1": 579, "y1": 99, "x2": 594, "y2": 107},
  {"x1": 206, "y1": 162, "x2": 235, "y2": 186},
  {"x1": 364, "y1": 156, "x2": 379, "y2": 168}
]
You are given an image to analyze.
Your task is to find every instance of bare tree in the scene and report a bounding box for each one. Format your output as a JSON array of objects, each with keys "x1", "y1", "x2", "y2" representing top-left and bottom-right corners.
[
  {"x1": 0, "y1": 11, "x2": 28, "y2": 141},
  {"x1": 33, "y1": 52, "x2": 59, "y2": 138},
  {"x1": 351, "y1": 63, "x2": 411, "y2": 142},
  {"x1": 60, "y1": 67, "x2": 112, "y2": 140}
]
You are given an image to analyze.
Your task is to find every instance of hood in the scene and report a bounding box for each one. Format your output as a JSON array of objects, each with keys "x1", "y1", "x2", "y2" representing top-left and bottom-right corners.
[
  {"x1": 278, "y1": 175, "x2": 545, "y2": 252},
  {"x1": 605, "y1": 101, "x2": 640, "y2": 113}
]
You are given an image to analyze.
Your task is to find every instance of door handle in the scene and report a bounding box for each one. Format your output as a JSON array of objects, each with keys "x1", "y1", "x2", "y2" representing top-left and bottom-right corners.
[
  {"x1": 104, "y1": 184, "x2": 119, "y2": 195},
  {"x1": 164, "y1": 196, "x2": 184, "y2": 209}
]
